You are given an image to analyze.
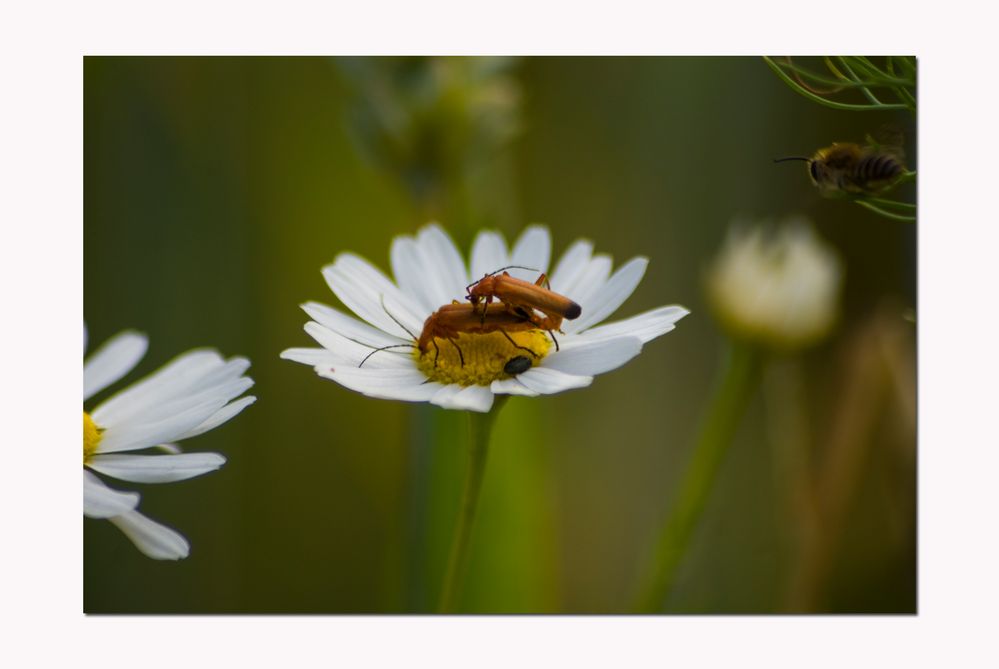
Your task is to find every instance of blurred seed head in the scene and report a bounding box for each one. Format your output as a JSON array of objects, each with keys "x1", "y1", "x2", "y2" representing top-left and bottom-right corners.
[
  {"x1": 337, "y1": 56, "x2": 522, "y2": 204},
  {"x1": 706, "y1": 217, "x2": 843, "y2": 351}
]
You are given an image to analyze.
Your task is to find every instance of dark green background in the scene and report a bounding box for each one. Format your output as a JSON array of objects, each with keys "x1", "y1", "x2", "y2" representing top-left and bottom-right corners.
[{"x1": 84, "y1": 57, "x2": 916, "y2": 613}]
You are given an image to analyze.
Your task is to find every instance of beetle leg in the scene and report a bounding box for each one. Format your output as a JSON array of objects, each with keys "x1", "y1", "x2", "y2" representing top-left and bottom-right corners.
[
  {"x1": 449, "y1": 337, "x2": 465, "y2": 366},
  {"x1": 500, "y1": 328, "x2": 540, "y2": 358}
]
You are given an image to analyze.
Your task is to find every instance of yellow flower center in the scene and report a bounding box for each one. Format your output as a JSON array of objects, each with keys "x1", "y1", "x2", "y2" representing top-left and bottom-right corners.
[
  {"x1": 83, "y1": 412, "x2": 103, "y2": 463},
  {"x1": 415, "y1": 329, "x2": 552, "y2": 386}
]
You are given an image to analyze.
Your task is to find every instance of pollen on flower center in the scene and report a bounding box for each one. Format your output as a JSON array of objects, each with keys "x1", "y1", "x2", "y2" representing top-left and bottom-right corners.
[
  {"x1": 83, "y1": 411, "x2": 103, "y2": 463},
  {"x1": 414, "y1": 329, "x2": 552, "y2": 386}
]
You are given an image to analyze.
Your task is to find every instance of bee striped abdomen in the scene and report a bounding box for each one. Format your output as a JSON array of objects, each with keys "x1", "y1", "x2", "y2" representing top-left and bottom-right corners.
[{"x1": 856, "y1": 152, "x2": 904, "y2": 183}]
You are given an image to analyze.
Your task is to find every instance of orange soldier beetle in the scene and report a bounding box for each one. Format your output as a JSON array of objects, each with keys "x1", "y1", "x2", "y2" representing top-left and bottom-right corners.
[
  {"x1": 417, "y1": 302, "x2": 544, "y2": 366},
  {"x1": 358, "y1": 301, "x2": 544, "y2": 368},
  {"x1": 465, "y1": 266, "x2": 581, "y2": 348}
]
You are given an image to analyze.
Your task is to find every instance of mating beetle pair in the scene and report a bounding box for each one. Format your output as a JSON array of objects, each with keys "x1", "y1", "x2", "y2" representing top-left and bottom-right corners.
[{"x1": 360, "y1": 267, "x2": 582, "y2": 375}]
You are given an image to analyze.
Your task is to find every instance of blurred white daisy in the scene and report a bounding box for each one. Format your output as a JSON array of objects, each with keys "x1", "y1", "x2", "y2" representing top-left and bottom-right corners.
[
  {"x1": 281, "y1": 224, "x2": 688, "y2": 412},
  {"x1": 706, "y1": 218, "x2": 843, "y2": 350},
  {"x1": 83, "y1": 326, "x2": 256, "y2": 559}
]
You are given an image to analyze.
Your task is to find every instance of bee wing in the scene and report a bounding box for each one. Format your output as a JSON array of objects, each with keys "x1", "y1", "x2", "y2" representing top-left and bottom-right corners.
[{"x1": 865, "y1": 124, "x2": 906, "y2": 160}]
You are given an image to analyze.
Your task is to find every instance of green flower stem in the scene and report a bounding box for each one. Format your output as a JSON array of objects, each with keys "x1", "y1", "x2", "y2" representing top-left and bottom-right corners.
[
  {"x1": 438, "y1": 396, "x2": 508, "y2": 613},
  {"x1": 635, "y1": 341, "x2": 761, "y2": 613}
]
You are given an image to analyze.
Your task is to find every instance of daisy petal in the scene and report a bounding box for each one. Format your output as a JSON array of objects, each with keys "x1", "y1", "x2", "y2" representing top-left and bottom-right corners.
[
  {"x1": 316, "y1": 366, "x2": 442, "y2": 403},
  {"x1": 98, "y1": 374, "x2": 254, "y2": 436},
  {"x1": 155, "y1": 443, "x2": 183, "y2": 454},
  {"x1": 83, "y1": 330, "x2": 148, "y2": 401},
  {"x1": 91, "y1": 350, "x2": 227, "y2": 426},
  {"x1": 280, "y1": 347, "x2": 338, "y2": 366},
  {"x1": 490, "y1": 377, "x2": 540, "y2": 397},
  {"x1": 543, "y1": 336, "x2": 643, "y2": 376},
  {"x1": 549, "y1": 239, "x2": 593, "y2": 294},
  {"x1": 417, "y1": 224, "x2": 469, "y2": 305},
  {"x1": 391, "y1": 235, "x2": 438, "y2": 316},
  {"x1": 509, "y1": 225, "x2": 552, "y2": 280},
  {"x1": 96, "y1": 397, "x2": 229, "y2": 454},
  {"x1": 88, "y1": 453, "x2": 226, "y2": 483},
  {"x1": 566, "y1": 254, "x2": 613, "y2": 308},
  {"x1": 303, "y1": 321, "x2": 414, "y2": 369},
  {"x1": 514, "y1": 367, "x2": 593, "y2": 395},
  {"x1": 429, "y1": 383, "x2": 460, "y2": 406},
  {"x1": 175, "y1": 396, "x2": 257, "y2": 440},
  {"x1": 456, "y1": 384, "x2": 496, "y2": 413},
  {"x1": 151, "y1": 374, "x2": 253, "y2": 420},
  {"x1": 470, "y1": 230, "x2": 510, "y2": 282},
  {"x1": 430, "y1": 384, "x2": 494, "y2": 412},
  {"x1": 83, "y1": 470, "x2": 139, "y2": 518},
  {"x1": 302, "y1": 301, "x2": 407, "y2": 349},
  {"x1": 109, "y1": 511, "x2": 190, "y2": 560},
  {"x1": 572, "y1": 306, "x2": 690, "y2": 344},
  {"x1": 565, "y1": 257, "x2": 648, "y2": 333},
  {"x1": 323, "y1": 259, "x2": 424, "y2": 338},
  {"x1": 380, "y1": 292, "x2": 426, "y2": 342}
]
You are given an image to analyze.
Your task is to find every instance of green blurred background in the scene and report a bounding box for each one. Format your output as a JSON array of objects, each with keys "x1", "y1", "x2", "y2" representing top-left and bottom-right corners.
[{"x1": 83, "y1": 57, "x2": 916, "y2": 613}]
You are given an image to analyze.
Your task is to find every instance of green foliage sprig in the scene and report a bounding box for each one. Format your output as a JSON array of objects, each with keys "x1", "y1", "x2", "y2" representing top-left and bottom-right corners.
[
  {"x1": 763, "y1": 56, "x2": 916, "y2": 113},
  {"x1": 765, "y1": 56, "x2": 917, "y2": 222}
]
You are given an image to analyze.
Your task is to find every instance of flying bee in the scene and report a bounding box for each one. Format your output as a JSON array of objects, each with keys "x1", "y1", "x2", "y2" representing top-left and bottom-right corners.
[{"x1": 775, "y1": 130, "x2": 908, "y2": 198}]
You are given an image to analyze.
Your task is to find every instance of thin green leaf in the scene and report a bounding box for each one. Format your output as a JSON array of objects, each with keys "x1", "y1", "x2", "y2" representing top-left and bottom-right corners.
[
  {"x1": 865, "y1": 197, "x2": 916, "y2": 210},
  {"x1": 856, "y1": 200, "x2": 916, "y2": 222},
  {"x1": 835, "y1": 57, "x2": 883, "y2": 105},
  {"x1": 848, "y1": 57, "x2": 915, "y2": 86},
  {"x1": 842, "y1": 57, "x2": 916, "y2": 111},
  {"x1": 763, "y1": 57, "x2": 909, "y2": 112},
  {"x1": 776, "y1": 59, "x2": 882, "y2": 89}
]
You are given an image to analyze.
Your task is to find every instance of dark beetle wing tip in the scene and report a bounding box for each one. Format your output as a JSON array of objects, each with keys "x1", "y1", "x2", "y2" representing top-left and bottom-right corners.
[{"x1": 565, "y1": 302, "x2": 582, "y2": 319}]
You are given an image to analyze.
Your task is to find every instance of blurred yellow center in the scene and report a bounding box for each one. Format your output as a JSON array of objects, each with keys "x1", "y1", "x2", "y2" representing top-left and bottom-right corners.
[
  {"x1": 83, "y1": 412, "x2": 102, "y2": 463},
  {"x1": 415, "y1": 329, "x2": 551, "y2": 386}
]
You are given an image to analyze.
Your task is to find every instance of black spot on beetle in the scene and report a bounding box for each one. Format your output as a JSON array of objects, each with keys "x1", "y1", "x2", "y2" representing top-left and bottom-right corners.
[{"x1": 503, "y1": 356, "x2": 532, "y2": 376}]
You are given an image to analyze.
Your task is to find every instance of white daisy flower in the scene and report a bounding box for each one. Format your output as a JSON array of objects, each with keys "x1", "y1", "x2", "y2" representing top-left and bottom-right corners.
[
  {"x1": 281, "y1": 224, "x2": 688, "y2": 412},
  {"x1": 83, "y1": 325, "x2": 256, "y2": 559},
  {"x1": 706, "y1": 218, "x2": 843, "y2": 350}
]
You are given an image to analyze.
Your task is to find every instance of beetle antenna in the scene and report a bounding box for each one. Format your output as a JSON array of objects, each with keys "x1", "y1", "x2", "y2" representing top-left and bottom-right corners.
[
  {"x1": 466, "y1": 265, "x2": 542, "y2": 290},
  {"x1": 379, "y1": 294, "x2": 418, "y2": 340},
  {"x1": 773, "y1": 156, "x2": 811, "y2": 164},
  {"x1": 358, "y1": 344, "x2": 417, "y2": 368},
  {"x1": 547, "y1": 330, "x2": 560, "y2": 352}
]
